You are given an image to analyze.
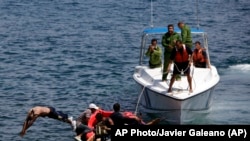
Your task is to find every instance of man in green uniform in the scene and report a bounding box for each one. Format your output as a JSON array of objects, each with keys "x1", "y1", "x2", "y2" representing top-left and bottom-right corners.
[
  {"x1": 161, "y1": 24, "x2": 180, "y2": 81},
  {"x1": 145, "y1": 38, "x2": 162, "y2": 68},
  {"x1": 178, "y1": 21, "x2": 193, "y2": 48}
]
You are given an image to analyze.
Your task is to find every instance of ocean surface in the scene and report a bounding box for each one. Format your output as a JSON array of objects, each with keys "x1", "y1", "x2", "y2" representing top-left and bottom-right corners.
[{"x1": 0, "y1": 0, "x2": 249, "y2": 140}]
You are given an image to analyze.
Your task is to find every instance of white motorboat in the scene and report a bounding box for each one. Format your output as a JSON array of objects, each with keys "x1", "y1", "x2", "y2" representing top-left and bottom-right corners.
[{"x1": 133, "y1": 26, "x2": 220, "y2": 124}]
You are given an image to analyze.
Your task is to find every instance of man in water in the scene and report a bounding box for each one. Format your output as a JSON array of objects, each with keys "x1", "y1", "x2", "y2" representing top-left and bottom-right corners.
[
  {"x1": 110, "y1": 103, "x2": 161, "y2": 126},
  {"x1": 74, "y1": 103, "x2": 99, "y2": 141},
  {"x1": 19, "y1": 106, "x2": 76, "y2": 137}
]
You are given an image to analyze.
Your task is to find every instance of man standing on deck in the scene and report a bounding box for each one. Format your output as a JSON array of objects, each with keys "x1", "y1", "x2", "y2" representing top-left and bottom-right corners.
[
  {"x1": 167, "y1": 40, "x2": 193, "y2": 93},
  {"x1": 178, "y1": 21, "x2": 193, "y2": 49},
  {"x1": 161, "y1": 24, "x2": 181, "y2": 81},
  {"x1": 145, "y1": 38, "x2": 162, "y2": 68}
]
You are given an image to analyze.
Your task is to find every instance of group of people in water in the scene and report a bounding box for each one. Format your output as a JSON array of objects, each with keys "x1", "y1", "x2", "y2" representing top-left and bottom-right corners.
[
  {"x1": 145, "y1": 21, "x2": 211, "y2": 93},
  {"x1": 20, "y1": 103, "x2": 161, "y2": 141}
]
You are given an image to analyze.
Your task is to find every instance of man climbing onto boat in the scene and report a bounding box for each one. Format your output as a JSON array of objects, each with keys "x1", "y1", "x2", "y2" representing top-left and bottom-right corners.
[
  {"x1": 167, "y1": 40, "x2": 193, "y2": 93},
  {"x1": 19, "y1": 106, "x2": 76, "y2": 137}
]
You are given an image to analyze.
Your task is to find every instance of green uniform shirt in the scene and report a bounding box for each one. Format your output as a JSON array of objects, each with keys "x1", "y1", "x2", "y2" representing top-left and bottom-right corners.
[
  {"x1": 161, "y1": 31, "x2": 180, "y2": 80},
  {"x1": 161, "y1": 32, "x2": 180, "y2": 53},
  {"x1": 181, "y1": 25, "x2": 192, "y2": 48},
  {"x1": 145, "y1": 46, "x2": 162, "y2": 68}
]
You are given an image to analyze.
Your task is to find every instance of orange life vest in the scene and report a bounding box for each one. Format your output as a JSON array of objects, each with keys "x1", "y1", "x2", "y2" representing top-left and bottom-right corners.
[
  {"x1": 193, "y1": 48, "x2": 206, "y2": 63},
  {"x1": 86, "y1": 111, "x2": 141, "y2": 139},
  {"x1": 174, "y1": 45, "x2": 189, "y2": 63},
  {"x1": 86, "y1": 109, "x2": 113, "y2": 139}
]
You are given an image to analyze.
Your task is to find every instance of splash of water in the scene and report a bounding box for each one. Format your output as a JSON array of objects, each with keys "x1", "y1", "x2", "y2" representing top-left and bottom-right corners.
[{"x1": 229, "y1": 64, "x2": 250, "y2": 73}]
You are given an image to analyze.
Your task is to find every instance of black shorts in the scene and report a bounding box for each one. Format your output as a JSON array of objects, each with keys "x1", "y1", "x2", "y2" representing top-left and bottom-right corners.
[
  {"x1": 173, "y1": 62, "x2": 190, "y2": 74},
  {"x1": 47, "y1": 106, "x2": 68, "y2": 121}
]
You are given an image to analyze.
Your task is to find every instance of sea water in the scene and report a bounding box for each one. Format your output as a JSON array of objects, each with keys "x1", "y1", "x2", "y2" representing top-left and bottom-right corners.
[{"x1": 0, "y1": 0, "x2": 249, "y2": 140}]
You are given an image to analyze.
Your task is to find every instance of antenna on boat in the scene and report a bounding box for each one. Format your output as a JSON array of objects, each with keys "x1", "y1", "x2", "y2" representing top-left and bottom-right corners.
[
  {"x1": 150, "y1": 0, "x2": 154, "y2": 27},
  {"x1": 196, "y1": 0, "x2": 200, "y2": 29}
]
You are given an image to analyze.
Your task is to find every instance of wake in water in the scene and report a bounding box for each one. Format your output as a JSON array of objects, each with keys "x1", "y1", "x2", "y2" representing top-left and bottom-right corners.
[{"x1": 228, "y1": 64, "x2": 250, "y2": 73}]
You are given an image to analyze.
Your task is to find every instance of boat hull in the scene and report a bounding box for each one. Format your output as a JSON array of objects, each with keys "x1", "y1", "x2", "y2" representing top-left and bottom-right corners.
[
  {"x1": 134, "y1": 81, "x2": 217, "y2": 124},
  {"x1": 135, "y1": 81, "x2": 217, "y2": 111},
  {"x1": 133, "y1": 65, "x2": 220, "y2": 124}
]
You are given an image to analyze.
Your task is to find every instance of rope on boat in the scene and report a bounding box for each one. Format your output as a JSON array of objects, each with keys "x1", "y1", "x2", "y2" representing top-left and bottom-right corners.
[
  {"x1": 172, "y1": 62, "x2": 197, "y2": 92},
  {"x1": 191, "y1": 65, "x2": 196, "y2": 91},
  {"x1": 133, "y1": 64, "x2": 197, "y2": 114},
  {"x1": 173, "y1": 62, "x2": 190, "y2": 75},
  {"x1": 133, "y1": 67, "x2": 197, "y2": 114},
  {"x1": 134, "y1": 85, "x2": 146, "y2": 115}
]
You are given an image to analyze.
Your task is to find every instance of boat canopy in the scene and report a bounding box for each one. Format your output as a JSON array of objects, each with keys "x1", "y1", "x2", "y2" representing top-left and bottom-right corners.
[{"x1": 142, "y1": 27, "x2": 205, "y2": 35}]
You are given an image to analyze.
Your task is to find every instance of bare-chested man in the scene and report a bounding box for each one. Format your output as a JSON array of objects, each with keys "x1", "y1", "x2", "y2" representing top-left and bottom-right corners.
[{"x1": 19, "y1": 106, "x2": 76, "y2": 137}]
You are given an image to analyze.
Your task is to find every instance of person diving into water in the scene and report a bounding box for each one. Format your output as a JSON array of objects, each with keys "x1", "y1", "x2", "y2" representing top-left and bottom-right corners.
[{"x1": 19, "y1": 106, "x2": 76, "y2": 137}]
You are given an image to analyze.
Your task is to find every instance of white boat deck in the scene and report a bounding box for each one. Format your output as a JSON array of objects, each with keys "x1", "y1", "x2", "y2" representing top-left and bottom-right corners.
[{"x1": 133, "y1": 64, "x2": 220, "y2": 100}]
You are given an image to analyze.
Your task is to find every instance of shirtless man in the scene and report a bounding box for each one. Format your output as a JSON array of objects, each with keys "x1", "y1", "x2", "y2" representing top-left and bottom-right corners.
[{"x1": 19, "y1": 106, "x2": 76, "y2": 137}]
